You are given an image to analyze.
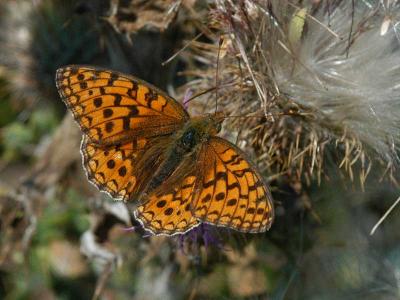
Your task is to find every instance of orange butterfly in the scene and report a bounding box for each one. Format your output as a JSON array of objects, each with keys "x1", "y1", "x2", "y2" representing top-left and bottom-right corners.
[{"x1": 56, "y1": 65, "x2": 274, "y2": 235}]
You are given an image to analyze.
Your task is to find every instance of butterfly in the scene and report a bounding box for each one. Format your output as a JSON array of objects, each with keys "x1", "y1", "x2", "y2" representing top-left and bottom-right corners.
[{"x1": 55, "y1": 65, "x2": 274, "y2": 235}]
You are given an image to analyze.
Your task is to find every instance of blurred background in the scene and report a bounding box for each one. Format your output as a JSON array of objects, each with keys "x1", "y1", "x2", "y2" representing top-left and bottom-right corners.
[{"x1": 1, "y1": 0, "x2": 400, "y2": 299}]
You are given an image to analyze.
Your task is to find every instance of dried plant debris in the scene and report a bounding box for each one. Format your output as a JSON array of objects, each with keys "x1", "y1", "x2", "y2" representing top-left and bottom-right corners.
[
  {"x1": 105, "y1": 0, "x2": 186, "y2": 34},
  {"x1": 0, "y1": 191, "x2": 34, "y2": 268},
  {"x1": 0, "y1": 0, "x2": 101, "y2": 106},
  {"x1": 183, "y1": 0, "x2": 400, "y2": 186}
]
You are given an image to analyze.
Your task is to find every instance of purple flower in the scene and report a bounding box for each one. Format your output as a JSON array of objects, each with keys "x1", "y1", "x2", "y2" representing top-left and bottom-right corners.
[
  {"x1": 177, "y1": 223, "x2": 223, "y2": 253},
  {"x1": 183, "y1": 89, "x2": 193, "y2": 110}
]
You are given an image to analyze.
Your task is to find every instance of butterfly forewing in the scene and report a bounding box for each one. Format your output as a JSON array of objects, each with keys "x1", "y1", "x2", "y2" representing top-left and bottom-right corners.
[
  {"x1": 56, "y1": 66, "x2": 188, "y2": 145},
  {"x1": 192, "y1": 137, "x2": 274, "y2": 233}
]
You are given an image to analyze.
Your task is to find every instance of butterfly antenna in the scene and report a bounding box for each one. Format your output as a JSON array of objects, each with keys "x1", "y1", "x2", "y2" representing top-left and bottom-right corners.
[
  {"x1": 162, "y1": 32, "x2": 203, "y2": 66},
  {"x1": 235, "y1": 55, "x2": 245, "y2": 145},
  {"x1": 184, "y1": 80, "x2": 237, "y2": 105},
  {"x1": 222, "y1": 110, "x2": 304, "y2": 120},
  {"x1": 214, "y1": 36, "x2": 223, "y2": 115}
]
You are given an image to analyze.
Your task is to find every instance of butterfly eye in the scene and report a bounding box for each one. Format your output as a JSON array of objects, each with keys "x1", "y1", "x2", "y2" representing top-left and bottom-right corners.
[{"x1": 216, "y1": 122, "x2": 222, "y2": 133}]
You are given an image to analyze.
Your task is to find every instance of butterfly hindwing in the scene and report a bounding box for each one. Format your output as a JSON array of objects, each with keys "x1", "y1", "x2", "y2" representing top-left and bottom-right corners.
[
  {"x1": 81, "y1": 133, "x2": 175, "y2": 201},
  {"x1": 134, "y1": 174, "x2": 200, "y2": 235},
  {"x1": 192, "y1": 137, "x2": 274, "y2": 233},
  {"x1": 81, "y1": 135, "x2": 137, "y2": 200}
]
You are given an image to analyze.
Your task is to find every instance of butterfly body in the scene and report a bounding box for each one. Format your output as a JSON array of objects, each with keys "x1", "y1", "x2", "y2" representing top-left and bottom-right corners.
[
  {"x1": 56, "y1": 65, "x2": 274, "y2": 236},
  {"x1": 136, "y1": 113, "x2": 224, "y2": 198}
]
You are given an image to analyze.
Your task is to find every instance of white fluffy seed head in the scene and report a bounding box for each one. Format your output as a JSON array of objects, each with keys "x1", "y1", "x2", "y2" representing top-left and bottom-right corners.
[{"x1": 274, "y1": 1, "x2": 400, "y2": 163}]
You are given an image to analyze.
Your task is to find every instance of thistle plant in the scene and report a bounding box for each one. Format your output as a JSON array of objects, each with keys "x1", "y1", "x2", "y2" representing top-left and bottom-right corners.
[{"x1": 182, "y1": 0, "x2": 400, "y2": 188}]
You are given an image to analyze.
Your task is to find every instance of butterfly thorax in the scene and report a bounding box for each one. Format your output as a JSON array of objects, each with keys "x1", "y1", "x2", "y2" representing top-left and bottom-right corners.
[
  {"x1": 181, "y1": 112, "x2": 224, "y2": 141},
  {"x1": 145, "y1": 112, "x2": 224, "y2": 194}
]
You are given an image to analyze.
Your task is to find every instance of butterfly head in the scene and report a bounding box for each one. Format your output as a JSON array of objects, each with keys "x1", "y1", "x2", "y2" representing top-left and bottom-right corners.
[
  {"x1": 207, "y1": 111, "x2": 224, "y2": 135},
  {"x1": 195, "y1": 111, "x2": 225, "y2": 136},
  {"x1": 213, "y1": 111, "x2": 225, "y2": 131}
]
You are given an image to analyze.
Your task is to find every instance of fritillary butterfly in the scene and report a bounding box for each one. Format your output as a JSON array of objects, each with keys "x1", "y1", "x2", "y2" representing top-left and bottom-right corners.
[{"x1": 56, "y1": 65, "x2": 274, "y2": 235}]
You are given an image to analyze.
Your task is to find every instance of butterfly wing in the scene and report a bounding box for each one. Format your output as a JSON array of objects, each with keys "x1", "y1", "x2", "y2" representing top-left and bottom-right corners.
[
  {"x1": 192, "y1": 137, "x2": 274, "y2": 233},
  {"x1": 56, "y1": 65, "x2": 188, "y2": 200},
  {"x1": 134, "y1": 173, "x2": 200, "y2": 235},
  {"x1": 81, "y1": 134, "x2": 173, "y2": 200},
  {"x1": 56, "y1": 65, "x2": 189, "y2": 145}
]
